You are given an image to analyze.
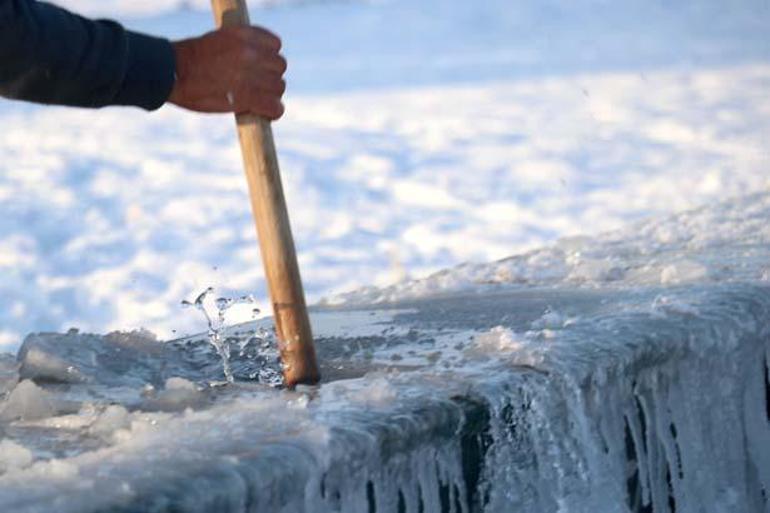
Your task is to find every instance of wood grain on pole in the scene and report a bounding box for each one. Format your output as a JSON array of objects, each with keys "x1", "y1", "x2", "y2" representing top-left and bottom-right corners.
[{"x1": 210, "y1": 0, "x2": 320, "y2": 387}]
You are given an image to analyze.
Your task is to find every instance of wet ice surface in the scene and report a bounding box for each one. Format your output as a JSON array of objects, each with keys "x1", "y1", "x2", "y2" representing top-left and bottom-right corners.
[{"x1": 0, "y1": 194, "x2": 769, "y2": 513}]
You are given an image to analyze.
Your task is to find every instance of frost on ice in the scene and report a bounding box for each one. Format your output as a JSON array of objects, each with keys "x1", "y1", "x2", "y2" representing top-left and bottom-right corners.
[{"x1": 0, "y1": 193, "x2": 768, "y2": 512}]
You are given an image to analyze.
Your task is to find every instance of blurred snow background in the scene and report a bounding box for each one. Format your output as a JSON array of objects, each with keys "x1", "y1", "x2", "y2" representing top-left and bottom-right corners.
[{"x1": 0, "y1": 0, "x2": 768, "y2": 350}]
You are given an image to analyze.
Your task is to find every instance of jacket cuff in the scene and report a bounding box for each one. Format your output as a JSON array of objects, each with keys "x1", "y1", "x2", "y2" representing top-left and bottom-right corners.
[{"x1": 114, "y1": 31, "x2": 175, "y2": 111}]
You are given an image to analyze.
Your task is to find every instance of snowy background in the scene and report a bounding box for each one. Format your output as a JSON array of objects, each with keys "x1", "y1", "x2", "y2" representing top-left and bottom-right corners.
[{"x1": 1, "y1": 0, "x2": 768, "y2": 350}]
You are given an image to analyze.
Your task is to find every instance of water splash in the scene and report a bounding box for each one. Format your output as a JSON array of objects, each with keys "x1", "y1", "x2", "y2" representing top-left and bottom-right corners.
[
  {"x1": 235, "y1": 327, "x2": 284, "y2": 387},
  {"x1": 181, "y1": 287, "x2": 269, "y2": 384}
]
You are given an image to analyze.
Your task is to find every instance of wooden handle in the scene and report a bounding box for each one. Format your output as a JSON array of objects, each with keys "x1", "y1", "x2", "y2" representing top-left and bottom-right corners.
[{"x1": 211, "y1": 0, "x2": 320, "y2": 387}]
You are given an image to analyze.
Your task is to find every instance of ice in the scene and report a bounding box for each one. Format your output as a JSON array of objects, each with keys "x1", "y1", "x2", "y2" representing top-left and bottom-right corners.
[
  {"x1": 0, "y1": 380, "x2": 56, "y2": 422},
  {"x1": 0, "y1": 440, "x2": 33, "y2": 474},
  {"x1": 472, "y1": 326, "x2": 523, "y2": 353},
  {"x1": 650, "y1": 295, "x2": 701, "y2": 318},
  {"x1": 0, "y1": 194, "x2": 767, "y2": 511},
  {"x1": 12, "y1": 328, "x2": 282, "y2": 409},
  {"x1": 0, "y1": 354, "x2": 18, "y2": 397},
  {"x1": 0, "y1": 0, "x2": 768, "y2": 507},
  {"x1": 530, "y1": 308, "x2": 572, "y2": 330},
  {"x1": 659, "y1": 260, "x2": 709, "y2": 285},
  {"x1": 25, "y1": 459, "x2": 80, "y2": 481},
  {"x1": 142, "y1": 377, "x2": 206, "y2": 412},
  {"x1": 0, "y1": 281, "x2": 767, "y2": 511},
  {"x1": 88, "y1": 405, "x2": 130, "y2": 439},
  {"x1": 322, "y1": 374, "x2": 398, "y2": 408},
  {"x1": 17, "y1": 330, "x2": 160, "y2": 387}
]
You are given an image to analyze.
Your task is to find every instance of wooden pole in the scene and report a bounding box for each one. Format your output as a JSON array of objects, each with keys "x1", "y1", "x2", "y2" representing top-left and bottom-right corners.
[{"x1": 210, "y1": 0, "x2": 320, "y2": 387}]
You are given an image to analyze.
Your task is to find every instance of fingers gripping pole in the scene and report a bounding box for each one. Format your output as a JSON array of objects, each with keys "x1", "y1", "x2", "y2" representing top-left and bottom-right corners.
[{"x1": 210, "y1": 0, "x2": 320, "y2": 387}]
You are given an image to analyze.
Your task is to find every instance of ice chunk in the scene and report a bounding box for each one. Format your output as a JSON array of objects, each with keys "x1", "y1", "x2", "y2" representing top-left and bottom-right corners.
[
  {"x1": 660, "y1": 260, "x2": 709, "y2": 284},
  {"x1": 16, "y1": 330, "x2": 232, "y2": 392},
  {"x1": 17, "y1": 329, "x2": 171, "y2": 387},
  {"x1": 472, "y1": 326, "x2": 523, "y2": 353},
  {"x1": 0, "y1": 380, "x2": 55, "y2": 421},
  {"x1": 141, "y1": 377, "x2": 205, "y2": 412},
  {"x1": 16, "y1": 334, "x2": 88, "y2": 384},
  {"x1": 31, "y1": 459, "x2": 79, "y2": 480},
  {"x1": 351, "y1": 376, "x2": 398, "y2": 406},
  {"x1": 320, "y1": 375, "x2": 399, "y2": 408},
  {"x1": 0, "y1": 439, "x2": 33, "y2": 474},
  {"x1": 89, "y1": 405, "x2": 131, "y2": 439},
  {"x1": 651, "y1": 295, "x2": 701, "y2": 317},
  {"x1": 0, "y1": 354, "x2": 18, "y2": 397},
  {"x1": 531, "y1": 309, "x2": 570, "y2": 330},
  {"x1": 568, "y1": 256, "x2": 625, "y2": 282},
  {"x1": 164, "y1": 377, "x2": 197, "y2": 392}
]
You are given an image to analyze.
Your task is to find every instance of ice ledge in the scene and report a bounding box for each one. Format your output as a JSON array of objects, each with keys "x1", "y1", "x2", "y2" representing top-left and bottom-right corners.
[
  {"x1": 326, "y1": 191, "x2": 770, "y2": 307},
  {"x1": 0, "y1": 282, "x2": 768, "y2": 513}
]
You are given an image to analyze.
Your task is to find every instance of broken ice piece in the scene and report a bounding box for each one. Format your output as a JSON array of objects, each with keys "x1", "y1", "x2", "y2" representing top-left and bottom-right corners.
[
  {"x1": 0, "y1": 379, "x2": 56, "y2": 421},
  {"x1": 0, "y1": 353, "x2": 19, "y2": 397},
  {"x1": 0, "y1": 439, "x2": 33, "y2": 474},
  {"x1": 89, "y1": 405, "x2": 131, "y2": 439},
  {"x1": 141, "y1": 377, "x2": 205, "y2": 412}
]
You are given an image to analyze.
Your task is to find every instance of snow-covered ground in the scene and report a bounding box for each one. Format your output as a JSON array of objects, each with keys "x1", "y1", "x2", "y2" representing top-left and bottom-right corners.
[{"x1": 1, "y1": 0, "x2": 768, "y2": 350}]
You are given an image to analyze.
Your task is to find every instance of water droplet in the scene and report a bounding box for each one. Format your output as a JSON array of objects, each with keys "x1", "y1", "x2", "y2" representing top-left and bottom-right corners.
[{"x1": 181, "y1": 287, "x2": 282, "y2": 387}]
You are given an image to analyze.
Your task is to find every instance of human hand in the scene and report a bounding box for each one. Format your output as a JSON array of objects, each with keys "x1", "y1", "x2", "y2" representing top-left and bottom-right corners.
[{"x1": 168, "y1": 26, "x2": 287, "y2": 120}]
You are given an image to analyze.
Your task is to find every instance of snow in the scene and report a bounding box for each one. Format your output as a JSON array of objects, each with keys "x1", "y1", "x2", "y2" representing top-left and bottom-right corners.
[
  {"x1": 1, "y1": 0, "x2": 769, "y2": 350},
  {"x1": 331, "y1": 191, "x2": 770, "y2": 304},
  {"x1": 0, "y1": 1, "x2": 769, "y2": 508}
]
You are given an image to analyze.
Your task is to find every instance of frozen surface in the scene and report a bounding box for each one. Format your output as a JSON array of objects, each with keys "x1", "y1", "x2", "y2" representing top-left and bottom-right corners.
[
  {"x1": 330, "y1": 191, "x2": 770, "y2": 305},
  {"x1": 1, "y1": 0, "x2": 769, "y2": 509},
  {"x1": 0, "y1": 196, "x2": 768, "y2": 512},
  {"x1": 1, "y1": 0, "x2": 769, "y2": 349}
]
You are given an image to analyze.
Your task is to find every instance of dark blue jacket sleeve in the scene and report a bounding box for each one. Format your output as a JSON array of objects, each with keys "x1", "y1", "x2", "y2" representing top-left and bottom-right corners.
[{"x1": 0, "y1": 0, "x2": 175, "y2": 110}]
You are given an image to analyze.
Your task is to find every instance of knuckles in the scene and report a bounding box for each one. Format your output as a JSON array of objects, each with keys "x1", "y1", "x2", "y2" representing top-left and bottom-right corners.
[
  {"x1": 275, "y1": 54, "x2": 288, "y2": 73},
  {"x1": 274, "y1": 105, "x2": 285, "y2": 120},
  {"x1": 209, "y1": 25, "x2": 286, "y2": 119},
  {"x1": 272, "y1": 102, "x2": 285, "y2": 119},
  {"x1": 230, "y1": 25, "x2": 282, "y2": 51}
]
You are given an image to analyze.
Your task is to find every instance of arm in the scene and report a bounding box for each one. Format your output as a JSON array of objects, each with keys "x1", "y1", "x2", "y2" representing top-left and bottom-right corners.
[
  {"x1": 0, "y1": 0, "x2": 287, "y2": 118},
  {"x1": 0, "y1": 0, "x2": 174, "y2": 110}
]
